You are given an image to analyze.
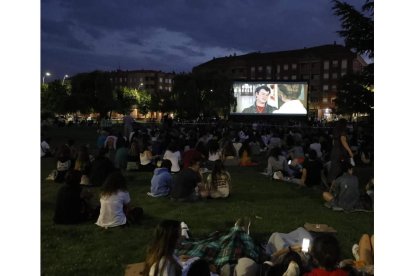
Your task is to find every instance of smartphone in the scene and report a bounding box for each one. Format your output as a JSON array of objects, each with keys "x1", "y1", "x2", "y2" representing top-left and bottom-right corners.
[
  {"x1": 302, "y1": 238, "x2": 310, "y2": 253},
  {"x1": 288, "y1": 160, "x2": 292, "y2": 165}
]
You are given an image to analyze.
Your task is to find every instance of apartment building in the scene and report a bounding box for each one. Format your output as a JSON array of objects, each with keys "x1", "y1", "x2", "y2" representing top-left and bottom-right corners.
[
  {"x1": 192, "y1": 44, "x2": 367, "y2": 119},
  {"x1": 108, "y1": 69, "x2": 175, "y2": 119}
]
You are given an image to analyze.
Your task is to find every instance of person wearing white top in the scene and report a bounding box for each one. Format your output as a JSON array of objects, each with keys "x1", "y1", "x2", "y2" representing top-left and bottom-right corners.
[
  {"x1": 96, "y1": 172, "x2": 133, "y2": 228},
  {"x1": 273, "y1": 84, "x2": 307, "y2": 114},
  {"x1": 163, "y1": 142, "x2": 181, "y2": 173}
]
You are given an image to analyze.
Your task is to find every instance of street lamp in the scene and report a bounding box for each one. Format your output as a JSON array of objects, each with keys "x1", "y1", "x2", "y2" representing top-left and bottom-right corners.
[
  {"x1": 62, "y1": 74, "x2": 69, "y2": 85},
  {"x1": 42, "y1": 72, "x2": 51, "y2": 85}
]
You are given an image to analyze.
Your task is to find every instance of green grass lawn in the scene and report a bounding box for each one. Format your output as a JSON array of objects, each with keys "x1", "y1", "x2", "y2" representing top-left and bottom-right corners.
[{"x1": 41, "y1": 125, "x2": 374, "y2": 275}]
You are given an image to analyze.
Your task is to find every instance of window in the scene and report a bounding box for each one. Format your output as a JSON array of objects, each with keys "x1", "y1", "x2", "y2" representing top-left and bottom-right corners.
[
  {"x1": 323, "y1": 84, "x2": 329, "y2": 91},
  {"x1": 277, "y1": 65, "x2": 280, "y2": 73},
  {"x1": 332, "y1": 60, "x2": 338, "y2": 68},
  {"x1": 283, "y1": 76, "x2": 288, "y2": 80},
  {"x1": 341, "y1": 72, "x2": 346, "y2": 77},
  {"x1": 323, "y1": 98, "x2": 328, "y2": 103},
  {"x1": 324, "y1": 61, "x2": 329, "y2": 70},
  {"x1": 266, "y1": 66, "x2": 272, "y2": 79},
  {"x1": 159, "y1": 86, "x2": 163, "y2": 90},
  {"x1": 283, "y1": 64, "x2": 289, "y2": 70},
  {"x1": 301, "y1": 74, "x2": 310, "y2": 80},
  {"x1": 250, "y1": 67, "x2": 256, "y2": 78},
  {"x1": 159, "y1": 77, "x2": 163, "y2": 82},
  {"x1": 332, "y1": 85, "x2": 337, "y2": 91},
  {"x1": 292, "y1": 63, "x2": 297, "y2": 70},
  {"x1": 291, "y1": 75, "x2": 297, "y2": 80},
  {"x1": 258, "y1": 66, "x2": 263, "y2": 72},
  {"x1": 341, "y1": 59, "x2": 347, "y2": 69},
  {"x1": 331, "y1": 97, "x2": 336, "y2": 103},
  {"x1": 323, "y1": 73, "x2": 329, "y2": 79},
  {"x1": 332, "y1": 73, "x2": 338, "y2": 79},
  {"x1": 312, "y1": 74, "x2": 320, "y2": 80}
]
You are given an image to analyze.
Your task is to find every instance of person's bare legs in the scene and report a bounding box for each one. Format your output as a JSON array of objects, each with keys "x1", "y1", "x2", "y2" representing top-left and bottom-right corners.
[{"x1": 359, "y1": 234, "x2": 373, "y2": 265}]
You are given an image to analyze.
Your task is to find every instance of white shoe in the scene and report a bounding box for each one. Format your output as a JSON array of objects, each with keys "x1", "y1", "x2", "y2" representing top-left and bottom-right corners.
[{"x1": 352, "y1": 244, "x2": 360, "y2": 261}]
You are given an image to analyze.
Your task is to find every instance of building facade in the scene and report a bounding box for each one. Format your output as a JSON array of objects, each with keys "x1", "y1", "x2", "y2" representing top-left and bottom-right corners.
[
  {"x1": 108, "y1": 69, "x2": 175, "y2": 119},
  {"x1": 192, "y1": 44, "x2": 367, "y2": 119}
]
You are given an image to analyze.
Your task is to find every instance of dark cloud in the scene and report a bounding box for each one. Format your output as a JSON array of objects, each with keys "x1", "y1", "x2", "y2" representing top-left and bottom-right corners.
[{"x1": 41, "y1": 0, "x2": 365, "y2": 77}]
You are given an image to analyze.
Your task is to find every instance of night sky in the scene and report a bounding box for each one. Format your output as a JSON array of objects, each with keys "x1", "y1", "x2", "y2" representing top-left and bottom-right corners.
[{"x1": 41, "y1": 0, "x2": 365, "y2": 80}]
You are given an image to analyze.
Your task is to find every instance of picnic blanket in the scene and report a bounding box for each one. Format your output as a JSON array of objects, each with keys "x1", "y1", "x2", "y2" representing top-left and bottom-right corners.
[{"x1": 175, "y1": 226, "x2": 260, "y2": 269}]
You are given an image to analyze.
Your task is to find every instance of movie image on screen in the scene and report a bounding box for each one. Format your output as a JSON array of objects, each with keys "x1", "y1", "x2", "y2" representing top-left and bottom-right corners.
[{"x1": 231, "y1": 82, "x2": 308, "y2": 115}]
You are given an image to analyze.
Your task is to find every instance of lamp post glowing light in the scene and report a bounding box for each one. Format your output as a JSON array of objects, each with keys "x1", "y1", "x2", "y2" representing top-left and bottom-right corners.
[
  {"x1": 42, "y1": 72, "x2": 51, "y2": 85},
  {"x1": 62, "y1": 74, "x2": 69, "y2": 85}
]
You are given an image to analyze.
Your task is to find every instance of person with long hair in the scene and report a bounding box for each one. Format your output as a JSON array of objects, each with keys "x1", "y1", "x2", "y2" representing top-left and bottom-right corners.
[
  {"x1": 140, "y1": 142, "x2": 155, "y2": 172},
  {"x1": 95, "y1": 171, "x2": 142, "y2": 228},
  {"x1": 142, "y1": 219, "x2": 182, "y2": 276},
  {"x1": 265, "y1": 146, "x2": 288, "y2": 177},
  {"x1": 206, "y1": 160, "x2": 231, "y2": 199}
]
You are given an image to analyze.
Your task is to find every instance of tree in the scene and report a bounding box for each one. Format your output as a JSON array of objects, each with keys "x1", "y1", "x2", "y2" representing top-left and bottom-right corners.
[
  {"x1": 332, "y1": 0, "x2": 373, "y2": 59},
  {"x1": 172, "y1": 72, "x2": 233, "y2": 119},
  {"x1": 70, "y1": 71, "x2": 115, "y2": 118},
  {"x1": 114, "y1": 87, "x2": 139, "y2": 114},
  {"x1": 332, "y1": 0, "x2": 374, "y2": 118},
  {"x1": 41, "y1": 80, "x2": 72, "y2": 114}
]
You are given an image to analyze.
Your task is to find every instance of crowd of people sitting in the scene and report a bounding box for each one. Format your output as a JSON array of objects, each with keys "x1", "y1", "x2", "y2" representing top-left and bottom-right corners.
[{"x1": 42, "y1": 117, "x2": 374, "y2": 275}]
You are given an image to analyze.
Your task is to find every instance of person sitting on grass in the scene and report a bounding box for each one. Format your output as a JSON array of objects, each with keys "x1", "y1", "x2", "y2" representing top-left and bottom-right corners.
[
  {"x1": 149, "y1": 159, "x2": 173, "y2": 197},
  {"x1": 41, "y1": 137, "x2": 53, "y2": 157},
  {"x1": 89, "y1": 148, "x2": 115, "y2": 187},
  {"x1": 74, "y1": 145, "x2": 92, "y2": 185},
  {"x1": 170, "y1": 155, "x2": 203, "y2": 202},
  {"x1": 264, "y1": 146, "x2": 288, "y2": 177},
  {"x1": 205, "y1": 160, "x2": 231, "y2": 199},
  {"x1": 140, "y1": 142, "x2": 156, "y2": 172},
  {"x1": 142, "y1": 219, "x2": 183, "y2": 276},
  {"x1": 55, "y1": 144, "x2": 73, "y2": 183},
  {"x1": 53, "y1": 170, "x2": 89, "y2": 224},
  {"x1": 304, "y1": 234, "x2": 348, "y2": 276},
  {"x1": 114, "y1": 137, "x2": 129, "y2": 171},
  {"x1": 239, "y1": 141, "x2": 258, "y2": 167},
  {"x1": 323, "y1": 162, "x2": 360, "y2": 212},
  {"x1": 300, "y1": 149, "x2": 323, "y2": 188},
  {"x1": 95, "y1": 171, "x2": 143, "y2": 228}
]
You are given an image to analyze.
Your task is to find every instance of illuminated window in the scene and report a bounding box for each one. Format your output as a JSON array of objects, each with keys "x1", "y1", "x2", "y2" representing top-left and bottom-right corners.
[
  {"x1": 323, "y1": 98, "x2": 328, "y2": 103},
  {"x1": 332, "y1": 73, "x2": 338, "y2": 79},
  {"x1": 292, "y1": 75, "x2": 297, "y2": 80},
  {"x1": 283, "y1": 64, "x2": 288, "y2": 70},
  {"x1": 266, "y1": 66, "x2": 272, "y2": 78},
  {"x1": 277, "y1": 65, "x2": 280, "y2": 73},
  {"x1": 283, "y1": 76, "x2": 288, "y2": 80},
  {"x1": 341, "y1": 59, "x2": 347, "y2": 69},
  {"x1": 250, "y1": 67, "x2": 256, "y2": 78},
  {"x1": 159, "y1": 77, "x2": 163, "y2": 82},
  {"x1": 324, "y1": 61, "x2": 329, "y2": 70},
  {"x1": 292, "y1": 63, "x2": 297, "y2": 70},
  {"x1": 341, "y1": 72, "x2": 346, "y2": 77},
  {"x1": 332, "y1": 85, "x2": 337, "y2": 91},
  {"x1": 332, "y1": 60, "x2": 338, "y2": 67},
  {"x1": 323, "y1": 84, "x2": 329, "y2": 91},
  {"x1": 323, "y1": 73, "x2": 329, "y2": 79}
]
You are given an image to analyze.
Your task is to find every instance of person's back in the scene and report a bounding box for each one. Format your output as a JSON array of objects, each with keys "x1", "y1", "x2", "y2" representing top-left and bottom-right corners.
[
  {"x1": 333, "y1": 172, "x2": 359, "y2": 211},
  {"x1": 53, "y1": 170, "x2": 85, "y2": 224},
  {"x1": 302, "y1": 151, "x2": 323, "y2": 187},
  {"x1": 170, "y1": 157, "x2": 201, "y2": 201},
  {"x1": 150, "y1": 160, "x2": 173, "y2": 197},
  {"x1": 89, "y1": 149, "x2": 115, "y2": 186},
  {"x1": 115, "y1": 146, "x2": 129, "y2": 170},
  {"x1": 207, "y1": 170, "x2": 231, "y2": 198}
]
